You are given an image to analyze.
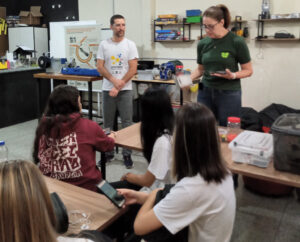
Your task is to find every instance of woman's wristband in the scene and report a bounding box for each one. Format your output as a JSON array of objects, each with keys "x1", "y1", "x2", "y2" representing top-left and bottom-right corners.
[{"x1": 232, "y1": 72, "x2": 237, "y2": 79}]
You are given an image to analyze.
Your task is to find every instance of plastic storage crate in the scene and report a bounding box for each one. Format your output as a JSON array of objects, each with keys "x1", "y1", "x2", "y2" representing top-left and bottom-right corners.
[
  {"x1": 186, "y1": 16, "x2": 202, "y2": 23},
  {"x1": 186, "y1": 9, "x2": 202, "y2": 17},
  {"x1": 229, "y1": 130, "x2": 273, "y2": 168},
  {"x1": 271, "y1": 113, "x2": 300, "y2": 175}
]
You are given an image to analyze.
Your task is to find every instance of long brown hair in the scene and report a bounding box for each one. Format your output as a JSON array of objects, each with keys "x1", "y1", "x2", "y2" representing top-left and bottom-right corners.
[
  {"x1": 173, "y1": 103, "x2": 229, "y2": 183},
  {"x1": 0, "y1": 160, "x2": 57, "y2": 242},
  {"x1": 33, "y1": 84, "x2": 80, "y2": 164},
  {"x1": 203, "y1": 4, "x2": 231, "y2": 29}
]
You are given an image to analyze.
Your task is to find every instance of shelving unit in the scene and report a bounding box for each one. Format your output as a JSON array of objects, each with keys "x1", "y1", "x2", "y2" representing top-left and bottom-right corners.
[
  {"x1": 256, "y1": 15, "x2": 300, "y2": 41},
  {"x1": 231, "y1": 16, "x2": 248, "y2": 37},
  {"x1": 153, "y1": 19, "x2": 197, "y2": 42}
]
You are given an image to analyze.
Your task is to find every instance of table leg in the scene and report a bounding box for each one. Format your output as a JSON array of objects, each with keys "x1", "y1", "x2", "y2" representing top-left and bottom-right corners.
[
  {"x1": 100, "y1": 152, "x2": 106, "y2": 180},
  {"x1": 180, "y1": 89, "x2": 183, "y2": 106},
  {"x1": 36, "y1": 78, "x2": 41, "y2": 118},
  {"x1": 88, "y1": 82, "x2": 93, "y2": 120}
]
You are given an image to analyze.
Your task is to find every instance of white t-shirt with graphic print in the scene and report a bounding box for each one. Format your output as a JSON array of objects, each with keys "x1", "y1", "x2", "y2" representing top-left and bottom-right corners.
[{"x1": 97, "y1": 38, "x2": 138, "y2": 91}]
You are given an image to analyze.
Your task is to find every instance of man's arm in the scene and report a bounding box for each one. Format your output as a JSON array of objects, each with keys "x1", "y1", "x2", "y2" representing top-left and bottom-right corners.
[
  {"x1": 96, "y1": 59, "x2": 125, "y2": 90},
  {"x1": 121, "y1": 58, "x2": 138, "y2": 83}
]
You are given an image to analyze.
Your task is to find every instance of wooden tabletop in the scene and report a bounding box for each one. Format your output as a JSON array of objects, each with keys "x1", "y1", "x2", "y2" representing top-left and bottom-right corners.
[
  {"x1": 34, "y1": 73, "x2": 103, "y2": 82},
  {"x1": 132, "y1": 78, "x2": 175, "y2": 85},
  {"x1": 45, "y1": 176, "x2": 125, "y2": 233},
  {"x1": 115, "y1": 123, "x2": 142, "y2": 152},
  {"x1": 114, "y1": 123, "x2": 300, "y2": 188}
]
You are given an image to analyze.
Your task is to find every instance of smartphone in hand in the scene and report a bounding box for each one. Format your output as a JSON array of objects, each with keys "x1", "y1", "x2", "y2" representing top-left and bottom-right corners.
[
  {"x1": 104, "y1": 127, "x2": 111, "y2": 135},
  {"x1": 97, "y1": 180, "x2": 125, "y2": 208},
  {"x1": 212, "y1": 70, "x2": 227, "y2": 75}
]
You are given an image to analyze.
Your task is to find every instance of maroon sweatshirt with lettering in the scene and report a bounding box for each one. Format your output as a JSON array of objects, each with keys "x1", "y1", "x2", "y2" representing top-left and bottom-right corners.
[{"x1": 38, "y1": 113, "x2": 114, "y2": 192}]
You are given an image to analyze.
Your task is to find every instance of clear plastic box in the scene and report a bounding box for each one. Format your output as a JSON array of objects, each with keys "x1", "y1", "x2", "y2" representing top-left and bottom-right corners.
[{"x1": 228, "y1": 130, "x2": 273, "y2": 168}]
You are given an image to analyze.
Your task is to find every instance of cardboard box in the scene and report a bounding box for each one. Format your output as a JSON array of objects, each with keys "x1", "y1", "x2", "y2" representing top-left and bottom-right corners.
[
  {"x1": 19, "y1": 6, "x2": 43, "y2": 25},
  {"x1": 0, "y1": 6, "x2": 8, "y2": 56}
]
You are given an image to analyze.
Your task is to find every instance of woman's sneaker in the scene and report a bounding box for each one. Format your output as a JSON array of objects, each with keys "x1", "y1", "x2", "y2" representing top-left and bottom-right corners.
[{"x1": 123, "y1": 155, "x2": 133, "y2": 169}]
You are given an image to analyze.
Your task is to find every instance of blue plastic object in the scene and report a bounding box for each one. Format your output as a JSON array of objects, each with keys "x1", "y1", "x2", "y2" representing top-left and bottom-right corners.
[
  {"x1": 186, "y1": 9, "x2": 202, "y2": 17},
  {"x1": 160, "y1": 62, "x2": 176, "y2": 80},
  {"x1": 61, "y1": 67, "x2": 101, "y2": 76}
]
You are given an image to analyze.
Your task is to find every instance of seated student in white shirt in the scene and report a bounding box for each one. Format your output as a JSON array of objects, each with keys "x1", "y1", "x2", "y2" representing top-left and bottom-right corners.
[
  {"x1": 112, "y1": 87, "x2": 174, "y2": 191},
  {"x1": 119, "y1": 102, "x2": 236, "y2": 242}
]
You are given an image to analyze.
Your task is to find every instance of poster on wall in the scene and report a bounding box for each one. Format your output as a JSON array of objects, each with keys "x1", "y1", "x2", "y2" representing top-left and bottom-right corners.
[{"x1": 65, "y1": 24, "x2": 102, "y2": 69}]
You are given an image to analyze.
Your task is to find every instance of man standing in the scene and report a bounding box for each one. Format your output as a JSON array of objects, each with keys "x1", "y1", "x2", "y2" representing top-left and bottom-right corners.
[{"x1": 97, "y1": 14, "x2": 138, "y2": 169}]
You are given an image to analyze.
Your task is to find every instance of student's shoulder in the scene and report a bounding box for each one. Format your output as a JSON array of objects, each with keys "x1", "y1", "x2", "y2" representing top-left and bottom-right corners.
[
  {"x1": 154, "y1": 134, "x2": 172, "y2": 147},
  {"x1": 77, "y1": 117, "x2": 101, "y2": 130}
]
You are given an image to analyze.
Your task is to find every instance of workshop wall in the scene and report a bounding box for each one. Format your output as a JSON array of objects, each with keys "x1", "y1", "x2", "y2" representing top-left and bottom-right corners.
[{"x1": 79, "y1": 0, "x2": 300, "y2": 111}]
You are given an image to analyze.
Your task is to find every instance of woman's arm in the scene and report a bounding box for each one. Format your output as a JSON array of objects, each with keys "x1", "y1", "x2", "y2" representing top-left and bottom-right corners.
[
  {"x1": 122, "y1": 171, "x2": 156, "y2": 187},
  {"x1": 117, "y1": 189, "x2": 149, "y2": 205},
  {"x1": 134, "y1": 189, "x2": 163, "y2": 235},
  {"x1": 191, "y1": 64, "x2": 204, "y2": 81},
  {"x1": 212, "y1": 61, "x2": 253, "y2": 80}
]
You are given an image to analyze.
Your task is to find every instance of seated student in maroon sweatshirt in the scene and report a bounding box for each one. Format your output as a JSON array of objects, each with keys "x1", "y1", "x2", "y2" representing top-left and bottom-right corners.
[{"x1": 33, "y1": 85, "x2": 115, "y2": 192}]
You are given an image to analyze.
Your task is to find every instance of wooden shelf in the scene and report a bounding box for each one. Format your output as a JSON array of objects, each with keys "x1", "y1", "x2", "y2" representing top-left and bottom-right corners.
[
  {"x1": 154, "y1": 22, "x2": 191, "y2": 26},
  {"x1": 256, "y1": 18, "x2": 300, "y2": 22},
  {"x1": 231, "y1": 20, "x2": 247, "y2": 23},
  {"x1": 154, "y1": 39, "x2": 195, "y2": 42},
  {"x1": 256, "y1": 37, "x2": 300, "y2": 41}
]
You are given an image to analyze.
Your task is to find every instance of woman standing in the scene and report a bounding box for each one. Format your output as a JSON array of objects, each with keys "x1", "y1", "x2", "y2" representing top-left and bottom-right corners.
[{"x1": 191, "y1": 4, "x2": 253, "y2": 126}]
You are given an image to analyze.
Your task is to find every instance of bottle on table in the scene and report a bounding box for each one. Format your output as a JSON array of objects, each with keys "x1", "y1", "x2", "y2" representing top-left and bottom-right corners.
[
  {"x1": 227, "y1": 117, "x2": 241, "y2": 142},
  {"x1": 0, "y1": 141, "x2": 8, "y2": 163}
]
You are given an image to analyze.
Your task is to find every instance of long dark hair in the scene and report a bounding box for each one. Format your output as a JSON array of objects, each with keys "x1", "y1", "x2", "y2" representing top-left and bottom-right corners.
[
  {"x1": 173, "y1": 103, "x2": 228, "y2": 183},
  {"x1": 33, "y1": 85, "x2": 80, "y2": 164},
  {"x1": 203, "y1": 4, "x2": 231, "y2": 29},
  {"x1": 140, "y1": 88, "x2": 174, "y2": 163}
]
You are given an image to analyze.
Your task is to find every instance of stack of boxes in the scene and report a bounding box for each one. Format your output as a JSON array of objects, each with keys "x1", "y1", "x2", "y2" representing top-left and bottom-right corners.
[
  {"x1": 155, "y1": 14, "x2": 180, "y2": 41},
  {"x1": 0, "y1": 6, "x2": 8, "y2": 57},
  {"x1": 155, "y1": 14, "x2": 178, "y2": 24},
  {"x1": 186, "y1": 9, "x2": 202, "y2": 23}
]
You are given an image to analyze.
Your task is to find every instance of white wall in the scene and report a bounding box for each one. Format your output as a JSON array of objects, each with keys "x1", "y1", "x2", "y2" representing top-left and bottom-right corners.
[{"x1": 79, "y1": 0, "x2": 300, "y2": 111}]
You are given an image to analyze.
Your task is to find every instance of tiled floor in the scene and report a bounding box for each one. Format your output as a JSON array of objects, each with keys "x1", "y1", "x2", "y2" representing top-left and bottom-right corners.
[{"x1": 0, "y1": 119, "x2": 300, "y2": 242}]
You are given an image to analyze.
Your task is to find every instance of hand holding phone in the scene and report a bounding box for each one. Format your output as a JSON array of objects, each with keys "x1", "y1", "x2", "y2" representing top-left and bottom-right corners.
[
  {"x1": 97, "y1": 180, "x2": 125, "y2": 208},
  {"x1": 104, "y1": 128, "x2": 111, "y2": 135},
  {"x1": 212, "y1": 70, "x2": 227, "y2": 75}
]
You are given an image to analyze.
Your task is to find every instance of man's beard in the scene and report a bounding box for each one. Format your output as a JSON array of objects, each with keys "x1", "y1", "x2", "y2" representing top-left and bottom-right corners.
[{"x1": 116, "y1": 30, "x2": 124, "y2": 38}]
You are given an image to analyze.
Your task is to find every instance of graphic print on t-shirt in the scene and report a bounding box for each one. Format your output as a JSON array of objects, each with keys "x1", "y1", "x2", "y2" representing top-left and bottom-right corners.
[
  {"x1": 110, "y1": 53, "x2": 123, "y2": 75},
  {"x1": 38, "y1": 132, "x2": 83, "y2": 180}
]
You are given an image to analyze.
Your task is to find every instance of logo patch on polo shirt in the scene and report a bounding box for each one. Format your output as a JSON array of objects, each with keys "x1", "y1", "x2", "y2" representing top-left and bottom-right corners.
[{"x1": 221, "y1": 52, "x2": 229, "y2": 58}]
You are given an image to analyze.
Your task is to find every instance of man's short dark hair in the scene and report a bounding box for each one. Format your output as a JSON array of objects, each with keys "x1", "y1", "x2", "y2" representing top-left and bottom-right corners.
[{"x1": 110, "y1": 14, "x2": 125, "y2": 25}]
